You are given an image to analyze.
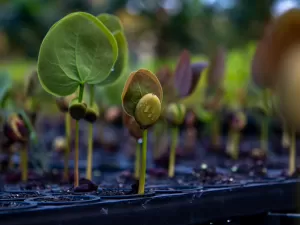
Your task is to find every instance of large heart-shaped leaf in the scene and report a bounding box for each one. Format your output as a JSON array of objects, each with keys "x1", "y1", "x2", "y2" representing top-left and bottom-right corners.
[
  {"x1": 174, "y1": 50, "x2": 193, "y2": 98},
  {"x1": 97, "y1": 14, "x2": 128, "y2": 85},
  {"x1": 0, "y1": 71, "x2": 12, "y2": 108},
  {"x1": 121, "y1": 69, "x2": 163, "y2": 117},
  {"x1": 37, "y1": 12, "x2": 118, "y2": 97}
]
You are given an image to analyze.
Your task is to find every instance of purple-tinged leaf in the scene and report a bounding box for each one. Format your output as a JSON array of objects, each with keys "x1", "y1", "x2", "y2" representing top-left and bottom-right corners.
[
  {"x1": 174, "y1": 50, "x2": 193, "y2": 98},
  {"x1": 189, "y1": 62, "x2": 208, "y2": 95},
  {"x1": 206, "y1": 46, "x2": 226, "y2": 88}
]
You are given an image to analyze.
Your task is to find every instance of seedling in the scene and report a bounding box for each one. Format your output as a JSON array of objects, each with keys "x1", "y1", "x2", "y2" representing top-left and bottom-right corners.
[
  {"x1": 156, "y1": 50, "x2": 208, "y2": 177},
  {"x1": 252, "y1": 9, "x2": 300, "y2": 175},
  {"x1": 37, "y1": 12, "x2": 118, "y2": 187},
  {"x1": 82, "y1": 13, "x2": 128, "y2": 180},
  {"x1": 122, "y1": 69, "x2": 163, "y2": 194}
]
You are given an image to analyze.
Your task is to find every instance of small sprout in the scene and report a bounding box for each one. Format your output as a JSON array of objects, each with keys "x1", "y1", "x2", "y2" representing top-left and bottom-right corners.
[
  {"x1": 165, "y1": 103, "x2": 186, "y2": 126},
  {"x1": 68, "y1": 97, "x2": 87, "y2": 121},
  {"x1": 121, "y1": 69, "x2": 163, "y2": 129},
  {"x1": 4, "y1": 113, "x2": 28, "y2": 143},
  {"x1": 134, "y1": 93, "x2": 161, "y2": 129},
  {"x1": 56, "y1": 93, "x2": 77, "y2": 113},
  {"x1": 84, "y1": 103, "x2": 99, "y2": 123},
  {"x1": 121, "y1": 69, "x2": 163, "y2": 194}
]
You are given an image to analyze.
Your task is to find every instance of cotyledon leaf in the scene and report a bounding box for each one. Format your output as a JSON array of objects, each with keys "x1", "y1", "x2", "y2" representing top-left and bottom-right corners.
[{"x1": 37, "y1": 12, "x2": 118, "y2": 97}]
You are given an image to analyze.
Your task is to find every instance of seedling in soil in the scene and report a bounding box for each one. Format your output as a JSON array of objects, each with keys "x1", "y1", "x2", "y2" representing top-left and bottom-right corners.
[
  {"x1": 252, "y1": 8, "x2": 300, "y2": 175},
  {"x1": 155, "y1": 50, "x2": 208, "y2": 177},
  {"x1": 37, "y1": 12, "x2": 118, "y2": 187},
  {"x1": 122, "y1": 69, "x2": 163, "y2": 194},
  {"x1": 81, "y1": 13, "x2": 128, "y2": 181}
]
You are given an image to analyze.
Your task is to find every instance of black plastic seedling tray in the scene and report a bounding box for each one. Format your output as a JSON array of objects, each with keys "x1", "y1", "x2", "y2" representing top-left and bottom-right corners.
[{"x1": 0, "y1": 179, "x2": 299, "y2": 225}]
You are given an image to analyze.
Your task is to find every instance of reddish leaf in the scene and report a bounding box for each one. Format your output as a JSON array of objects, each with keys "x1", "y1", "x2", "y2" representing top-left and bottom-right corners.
[
  {"x1": 189, "y1": 62, "x2": 208, "y2": 95},
  {"x1": 174, "y1": 50, "x2": 193, "y2": 98}
]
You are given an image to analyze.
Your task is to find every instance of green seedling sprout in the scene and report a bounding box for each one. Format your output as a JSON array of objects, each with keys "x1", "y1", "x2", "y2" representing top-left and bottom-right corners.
[
  {"x1": 251, "y1": 9, "x2": 300, "y2": 175},
  {"x1": 122, "y1": 69, "x2": 163, "y2": 194},
  {"x1": 155, "y1": 50, "x2": 208, "y2": 178},
  {"x1": 37, "y1": 12, "x2": 118, "y2": 187},
  {"x1": 82, "y1": 13, "x2": 128, "y2": 181}
]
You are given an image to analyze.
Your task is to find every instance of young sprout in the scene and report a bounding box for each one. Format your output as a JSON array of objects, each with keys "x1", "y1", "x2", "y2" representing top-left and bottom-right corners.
[
  {"x1": 122, "y1": 69, "x2": 163, "y2": 194},
  {"x1": 165, "y1": 103, "x2": 186, "y2": 177},
  {"x1": 252, "y1": 9, "x2": 300, "y2": 175},
  {"x1": 226, "y1": 110, "x2": 247, "y2": 160},
  {"x1": 37, "y1": 12, "x2": 118, "y2": 187}
]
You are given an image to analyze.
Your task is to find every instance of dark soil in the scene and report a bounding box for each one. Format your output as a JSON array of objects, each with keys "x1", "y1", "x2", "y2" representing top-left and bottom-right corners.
[
  {"x1": 32, "y1": 195, "x2": 90, "y2": 203},
  {"x1": 0, "y1": 191, "x2": 44, "y2": 200},
  {"x1": 0, "y1": 202, "x2": 28, "y2": 208}
]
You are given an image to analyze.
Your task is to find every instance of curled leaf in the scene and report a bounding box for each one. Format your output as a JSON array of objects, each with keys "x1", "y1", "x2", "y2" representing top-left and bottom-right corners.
[
  {"x1": 190, "y1": 62, "x2": 209, "y2": 95},
  {"x1": 174, "y1": 50, "x2": 193, "y2": 98},
  {"x1": 121, "y1": 69, "x2": 163, "y2": 117},
  {"x1": 24, "y1": 69, "x2": 39, "y2": 98},
  {"x1": 122, "y1": 111, "x2": 143, "y2": 139}
]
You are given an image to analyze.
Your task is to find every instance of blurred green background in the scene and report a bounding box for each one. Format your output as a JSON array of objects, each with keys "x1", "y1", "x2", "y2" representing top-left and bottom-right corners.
[{"x1": 0, "y1": 0, "x2": 297, "y2": 84}]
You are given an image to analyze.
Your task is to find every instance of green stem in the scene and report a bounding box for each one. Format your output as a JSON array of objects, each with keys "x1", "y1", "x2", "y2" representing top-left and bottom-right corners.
[
  {"x1": 260, "y1": 118, "x2": 268, "y2": 153},
  {"x1": 63, "y1": 113, "x2": 71, "y2": 182},
  {"x1": 289, "y1": 128, "x2": 296, "y2": 176},
  {"x1": 20, "y1": 147, "x2": 28, "y2": 182},
  {"x1": 168, "y1": 126, "x2": 179, "y2": 178},
  {"x1": 282, "y1": 121, "x2": 290, "y2": 148},
  {"x1": 134, "y1": 139, "x2": 141, "y2": 179},
  {"x1": 226, "y1": 129, "x2": 240, "y2": 160},
  {"x1": 86, "y1": 85, "x2": 95, "y2": 180},
  {"x1": 74, "y1": 84, "x2": 84, "y2": 187},
  {"x1": 212, "y1": 114, "x2": 220, "y2": 148},
  {"x1": 138, "y1": 130, "x2": 148, "y2": 195},
  {"x1": 74, "y1": 120, "x2": 79, "y2": 187},
  {"x1": 78, "y1": 84, "x2": 84, "y2": 102}
]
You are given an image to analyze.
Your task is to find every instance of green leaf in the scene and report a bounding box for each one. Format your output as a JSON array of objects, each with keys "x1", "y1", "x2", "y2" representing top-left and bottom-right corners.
[
  {"x1": 0, "y1": 71, "x2": 12, "y2": 108},
  {"x1": 97, "y1": 13, "x2": 124, "y2": 34},
  {"x1": 97, "y1": 31, "x2": 128, "y2": 85},
  {"x1": 37, "y1": 12, "x2": 118, "y2": 97}
]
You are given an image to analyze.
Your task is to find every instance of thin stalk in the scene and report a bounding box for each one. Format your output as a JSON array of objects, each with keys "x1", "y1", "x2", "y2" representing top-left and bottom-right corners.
[
  {"x1": 86, "y1": 85, "x2": 95, "y2": 180},
  {"x1": 134, "y1": 140, "x2": 141, "y2": 179},
  {"x1": 168, "y1": 126, "x2": 179, "y2": 178},
  {"x1": 289, "y1": 129, "x2": 296, "y2": 176},
  {"x1": 63, "y1": 113, "x2": 71, "y2": 182},
  {"x1": 282, "y1": 121, "x2": 290, "y2": 148},
  {"x1": 212, "y1": 114, "x2": 220, "y2": 148},
  {"x1": 20, "y1": 147, "x2": 28, "y2": 182},
  {"x1": 74, "y1": 84, "x2": 84, "y2": 187},
  {"x1": 138, "y1": 129, "x2": 148, "y2": 195},
  {"x1": 226, "y1": 129, "x2": 240, "y2": 160},
  {"x1": 74, "y1": 121, "x2": 79, "y2": 187},
  {"x1": 260, "y1": 118, "x2": 268, "y2": 153}
]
